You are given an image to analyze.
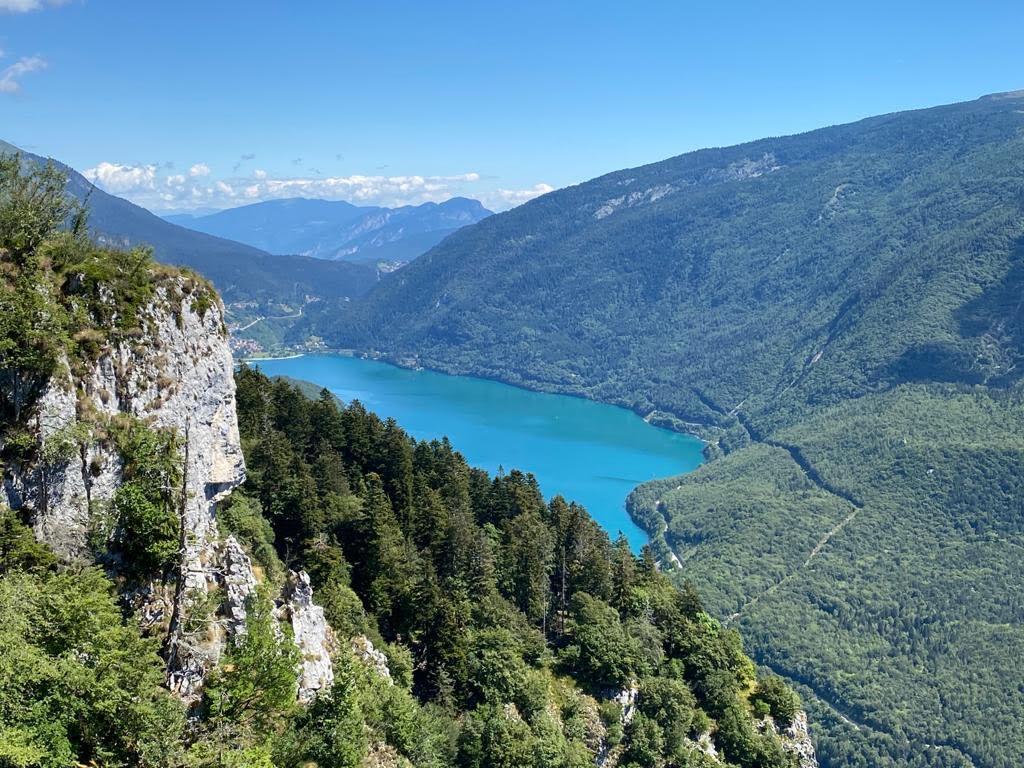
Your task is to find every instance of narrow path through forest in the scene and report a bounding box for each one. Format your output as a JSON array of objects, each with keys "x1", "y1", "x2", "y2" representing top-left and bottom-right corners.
[
  {"x1": 234, "y1": 316, "x2": 264, "y2": 331},
  {"x1": 230, "y1": 305, "x2": 305, "y2": 335},
  {"x1": 802, "y1": 508, "x2": 859, "y2": 567}
]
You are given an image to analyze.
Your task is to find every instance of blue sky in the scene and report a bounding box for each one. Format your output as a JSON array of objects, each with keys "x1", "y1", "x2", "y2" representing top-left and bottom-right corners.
[{"x1": 2, "y1": 0, "x2": 1022, "y2": 211}]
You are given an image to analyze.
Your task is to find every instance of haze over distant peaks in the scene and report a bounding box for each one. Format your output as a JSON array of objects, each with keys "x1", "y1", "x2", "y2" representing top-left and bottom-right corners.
[
  {"x1": 165, "y1": 196, "x2": 493, "y2": 264},
  {"x1": 0, "y1": 139, "x2": 381, "y2": 310}
]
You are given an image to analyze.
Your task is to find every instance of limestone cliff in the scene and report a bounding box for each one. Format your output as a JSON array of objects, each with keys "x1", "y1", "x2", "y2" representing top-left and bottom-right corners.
[
  {"x1": 1, "y1": 279, "x2": 333, "y2": 700},
  {"x1": 276, "y1": 569, "x2": 336, "y2": 703},
  {"x1": 777, "y1": 712, "x2": 818, "y2": 768}
]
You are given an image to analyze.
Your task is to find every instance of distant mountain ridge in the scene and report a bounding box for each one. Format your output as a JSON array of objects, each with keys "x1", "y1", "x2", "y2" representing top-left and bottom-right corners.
[
  {"x1": 166, "y1": 196, "x2": 492, "y2": 264},
  {"x1": 0, "y1": 140, "x2": 379, "y2": 306}
]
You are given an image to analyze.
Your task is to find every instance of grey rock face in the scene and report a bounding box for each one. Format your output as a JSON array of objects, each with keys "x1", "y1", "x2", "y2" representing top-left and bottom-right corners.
[
  {"x1": 2, "y1": 379, "x2": 117, "y2": 559},
  {"x1": 610, "y1": 684, "x2": 639, "y2": 725},
  {"x1": 758, "y1": 710, "x2": 818, "y2": 768},
  {"x1": 781, "y1": 712, "x2": 818, "y2": 768},
  {"x1": 165, "y1": 534, "x2": 259, "y2": 697},
  {"x1": 278, "y1": 570, "x2": 336, "y2": 703},
  {"x1": 352, "y1": 634, "x2": 393, "y2": 683},
  {"x1": 4, "y1": 282, "x2": 244, "y2": 569},
  {"x1": 595, "y1": 683, "x2": 640, "y2": 767},
  {"x1": 2, "y1": 281, "x2": 334, "y2": 702},
  {"x1": 690, "y1": 730, "x2": 720, "y2": 760},
  {"x1": 221, "y1": 536, "x2": 258, "y2": 638}
]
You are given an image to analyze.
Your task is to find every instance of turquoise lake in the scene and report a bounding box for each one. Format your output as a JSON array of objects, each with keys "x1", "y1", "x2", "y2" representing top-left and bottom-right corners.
[{"x1": 251, "y1": 355, "x2": 705, "y2": 551}]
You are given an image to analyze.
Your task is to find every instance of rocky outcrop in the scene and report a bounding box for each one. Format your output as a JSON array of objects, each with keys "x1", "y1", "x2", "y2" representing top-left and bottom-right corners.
[
  {"x1": 595, "y1": 683, "x2": 640, "y2": 767},
  {"x1": 606, "y1": 684, "x2": 639, "y2": 725},
  {"x1": 3, "y1": 380, "x2": 118, "y2": 558},
  {"x1": 352, "y1": 635, "x2": 393, "y2": 683},
  {"x1": 277, "y1": 570, "x2": 335, "y2": 702},
  {"x1": 780, "y1": 712, "x2": 818, "y2": 768},
  {"x1": 4, "y1": 282, "x2": 244, "y2": 565},
  {"x1": 592, "y1": 682, "x2": 818, "y2": 768},
  {"x1": 220, "y1": 536, "x2": 257, "y2": 638},
  {"x1": 1, "y1": 280, "x2": 334, "y2": 701},
  {"x1": 689, "y1": 730, "x2": 719, "y2": 760},
  {"x1": 757, "y1": 710, "x2": 818, "y2": 768}
]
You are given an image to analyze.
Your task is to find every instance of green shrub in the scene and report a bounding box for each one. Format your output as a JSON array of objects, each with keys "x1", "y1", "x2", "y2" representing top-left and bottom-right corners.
[
  {"x1": 0, "y1": 508, "x2": 55, "y2": 574},
  {"x1": 112, "y1": 482, "x2": 179, "y2": 575},
  {"x1": 751, "y1": 674, "x2": 799, "y2": 727},
  {"x1": 0, "y1": 567, "x2": 186, "y2": 766},
  {"x1": 218, "y1": 492, "x2": 284, "y2": 584}
]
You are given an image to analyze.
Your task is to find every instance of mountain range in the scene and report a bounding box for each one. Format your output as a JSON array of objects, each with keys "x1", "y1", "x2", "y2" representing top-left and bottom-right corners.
[
  {"x1": 302, "y1": 91, "x2": 1024, "y2": 768},
  {"x1": 165, "y1": 196, "x2": 492, "y2": 264},
  {"x1": 0, "y1": 140, "x2": 380, "y2": 307}
]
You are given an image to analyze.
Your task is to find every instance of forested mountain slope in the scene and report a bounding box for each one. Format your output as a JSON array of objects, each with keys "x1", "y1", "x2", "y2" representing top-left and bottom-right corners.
[
  {"x1": 221, "y1": 367, "x2": 817, "y2": 767},
  {"x1": 315, "y1": 92, "x2": 1024, "y2": 423},
  {"x1": 306, "y1": 92, "x2": 1024, "y2": 767}
]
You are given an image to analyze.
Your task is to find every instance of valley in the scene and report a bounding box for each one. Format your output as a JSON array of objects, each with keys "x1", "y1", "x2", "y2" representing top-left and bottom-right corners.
[
  {"x1": 166, "y1": 196, "x2": 492, "y2": 264},
  {"x1": 6, "y1": 4, "x2": 1024, "y2": 767},
  {"x1": 0, "y1": 155, "x2": 814, "y2": 765},
  {"x1": 2, "y1": 30, "x2": 1022, "y2": 766}
]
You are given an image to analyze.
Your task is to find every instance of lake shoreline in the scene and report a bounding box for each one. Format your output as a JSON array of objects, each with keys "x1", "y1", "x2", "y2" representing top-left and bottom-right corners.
[
  {"x1": 240, "y1": 353, "x2": 307, "y2": 362},
  {"x1": 251, "y1": 352, "x2": 706, "y2": 553},
  {"x1": 288, "y1": 349, "x2": 718, "y2": 444}
]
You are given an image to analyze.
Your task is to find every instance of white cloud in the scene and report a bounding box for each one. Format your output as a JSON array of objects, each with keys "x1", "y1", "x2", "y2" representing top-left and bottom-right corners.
[
  {"x1": 482, "y1": 183, "x2": 554, "y2": 210},
  {"x1": 81, "y1": 159, "x2": 555, "y2": 213},
  {"x1": 252, "y1": 171, "x2": 486, "y2": 208},
  {"x1": 83, "y1": 162, "x2": 157, "y2": 193},
  {"x1": 0, "y1": 0, "x2": 71, "y2": 12},
  {"x1": 0, "y1": 55, "x2": 47, "y2": 94}
]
